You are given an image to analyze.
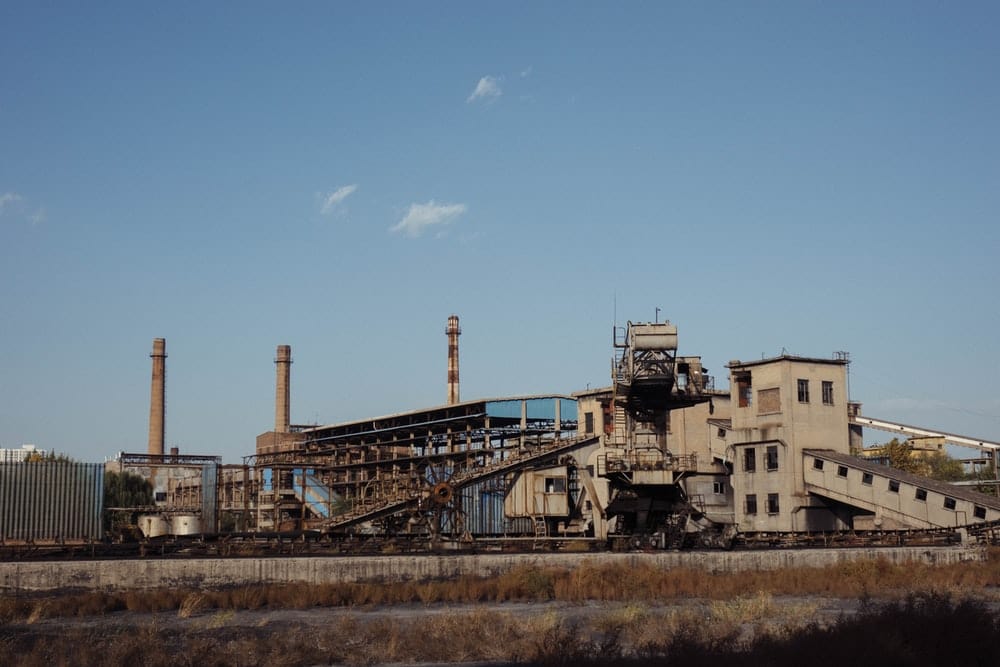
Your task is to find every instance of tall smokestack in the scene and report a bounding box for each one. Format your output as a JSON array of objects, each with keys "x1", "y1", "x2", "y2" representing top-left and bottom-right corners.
[
  {"x1": 148, "y1": 338, "x2": 167, "y2": 457},
  {"x1": 275, "y1": 344, "x2": 292, "y2": 433},
  {"x1": 446, "y1": 315, "x2": 461, "y2": 404}
]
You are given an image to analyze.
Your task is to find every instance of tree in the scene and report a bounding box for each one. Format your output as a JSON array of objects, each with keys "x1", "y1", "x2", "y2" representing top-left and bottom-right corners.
[
  {"x1": 103, "y1": 471, "x2": 153, "y2": 509},
  {"x1": 924, "y1": 452, "x2": 967, "y2": 482},
  {"x1": 882, "y1": 438, "x2": 923, "y2": 474},
  {"x1": 25, "y1": 450, "x2": 75, "y2": 463}
]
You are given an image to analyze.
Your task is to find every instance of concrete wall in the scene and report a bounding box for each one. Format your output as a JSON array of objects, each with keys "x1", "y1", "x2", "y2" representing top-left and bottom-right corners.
[{"x1": 1, "y1": 546, "x2": 983, "y2": 593}]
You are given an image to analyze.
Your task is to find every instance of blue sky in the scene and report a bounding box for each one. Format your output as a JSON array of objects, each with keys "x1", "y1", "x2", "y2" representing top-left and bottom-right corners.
[{"x1": 1, "y1": 2, "x2": 997, "y2": 463}]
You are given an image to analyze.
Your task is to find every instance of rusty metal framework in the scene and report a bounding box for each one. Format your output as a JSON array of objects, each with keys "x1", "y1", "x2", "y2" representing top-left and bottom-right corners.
[{"x1": 223, "y1": 396, "x2": 592, "y2": 538}]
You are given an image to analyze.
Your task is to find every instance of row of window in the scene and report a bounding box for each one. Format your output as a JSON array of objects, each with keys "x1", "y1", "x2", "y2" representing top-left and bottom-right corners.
[
  {"x1": 744, "y1": 445, "x2": 779, "y2": 472},
  {"x1": 745, "y1": 493, "x2": 780, "y2": 515},
  {"x1": 812, "y1": 457, "x2": 989, "y2": 519},
  {"x1": 797, "y1": 379, "x2": 835, "y2": 405},
  {"x1": 737, "y1": 378, "x2": 836, "y2": 409}
]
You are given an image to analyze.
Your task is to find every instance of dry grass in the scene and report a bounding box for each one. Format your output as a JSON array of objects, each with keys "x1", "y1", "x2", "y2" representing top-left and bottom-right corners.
[
  {"x1": 2, "y1": 547, "x2": 998, "y2": 625},
  {"x1": 2, "y1": 592, "x2": 998, "y2": 666}
]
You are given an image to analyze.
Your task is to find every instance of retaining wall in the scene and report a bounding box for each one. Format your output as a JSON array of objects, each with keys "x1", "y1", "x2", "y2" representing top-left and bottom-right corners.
[{"x1": 0, "y1": 546, "x2": 984, "y2": 593}]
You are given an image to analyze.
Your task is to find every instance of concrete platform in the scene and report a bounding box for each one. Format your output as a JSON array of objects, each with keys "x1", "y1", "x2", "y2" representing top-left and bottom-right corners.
[{"x1": 0, "y1": 546, "x2": 984, "y2": 593}]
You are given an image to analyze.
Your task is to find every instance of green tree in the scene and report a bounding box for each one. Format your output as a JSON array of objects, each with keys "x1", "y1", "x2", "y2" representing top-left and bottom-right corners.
[
  {"x1": 924, "y1": 452, "x2": 967, "y2": 482},
  {"x1": 882, "y1": 438, "x2": 923, "y2": 474},
  {"x1": 103, "y1": 471, "x2": 153, "y2": 509}
]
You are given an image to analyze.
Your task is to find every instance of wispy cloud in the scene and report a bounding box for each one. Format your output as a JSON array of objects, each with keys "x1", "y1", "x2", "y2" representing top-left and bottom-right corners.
[
  {"x1": 520, "y1": 65, "x2": 533, "y2": 78},
  {"x1": 320, "y1": 184, "x2": 358, "y2": 214},
  {"x1": 391, "y1": 201, "x2": 467, "y2": 238},
  {"x1": 466, "y1": 76, "x2": 502, "y2": 103},
  {"x1": 0, "y1": 192, "x2": 23, "y2": 214}
]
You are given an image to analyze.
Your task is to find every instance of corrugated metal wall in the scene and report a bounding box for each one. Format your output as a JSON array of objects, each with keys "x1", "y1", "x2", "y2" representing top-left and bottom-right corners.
[
  {"x1": 0, "y1": 462, "x2": 104, "y2": 543},
  {"x1": 458, "y1": 479, "x2": 507, "y2": 536}
]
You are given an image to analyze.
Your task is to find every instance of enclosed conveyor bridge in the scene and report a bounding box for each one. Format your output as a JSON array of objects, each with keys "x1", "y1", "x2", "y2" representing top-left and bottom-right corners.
[
  {"x1": 850, "y1": 414, "x2": 1000, "y2": 454},
  {"x1": 803, "y1": 449, "x2": 1000, "y2": 529}
]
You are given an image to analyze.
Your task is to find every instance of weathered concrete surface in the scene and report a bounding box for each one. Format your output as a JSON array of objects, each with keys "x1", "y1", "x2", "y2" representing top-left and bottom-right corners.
[{"x1": 0, "y1": 546, "x2": 983, "y2": 592}]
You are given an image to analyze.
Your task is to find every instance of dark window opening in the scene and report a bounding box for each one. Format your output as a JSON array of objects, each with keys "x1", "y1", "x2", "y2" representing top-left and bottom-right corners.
[
  {"x1": 944, "y1": 497, "x2": 957, "y2": 510},
  {"x1": 915, "y1": 488, "x2": 927, "y2": 501},
  {"x1": 862, "y1": 472, "x2": 873, "y2": 486},
  {"x1": 584, "y1": 412, "x2": 594, "y2": 434},
  {"x1": 745, "y1": 494, "x2": 758, "y2": 515},
  {"x1": 974, "y1": 506, "x2": 987, "y2": 520},
  {"x1": 766, "y1": 445, "x2": 779, "y2": 471},
  {"x1": 744, "y1": 448, "x2": 757, "y2": 473},
  {"x1": 837, "y1": 465, "x2": 848, "y2": 477},
  {"x1": 717, "y1": 427, "x2": 727, "y2": 438},
  {"x1": 545, "y1": 477, "x2": 566, "y2": 494},
  {"x1": 713, "y1": 481, "x2": 725, "y2": 495},
  {"x1": 155, "y1": 492, "x2": 167, "y2": 503},
  {"x1": 736, "y1": 372, "x2": 752, "y2": 408},
  {"x1": 813, "y1": 458, "x2": 824, "y2": 471},
  {"x1": 888, "y1": 480, "x2": 900, "y2": 493},
  {"x1": 766, "y1": 493, "x2": 780, "y2": 514},
  {"x1": 822, "y1": 381, "x2": 834, "y2": 405},
  {"x1": 797, "y1": 379, "x2": 810, "y2": 403}
]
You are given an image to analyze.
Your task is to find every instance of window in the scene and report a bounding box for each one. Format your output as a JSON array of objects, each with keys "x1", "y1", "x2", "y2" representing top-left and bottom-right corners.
[
  {"x1": 545, "y1": 477, "x2": 566, "y2": 493},
  {"x1": 717, "y1": 427, "x2": 727, "y2": 438},
  {"x1": 915, "y1": 488, "x2": 927, "y2": 501},
  {"x1": 744, "y1": 448, "x2": 757, "y2": 473},
  {"x1": 888, "y1": 480, "x2": 900, "y2": 493},
  {"x1": 766, "y1": 493, "x2": 780, "y2": 514},
  {"x1": 813, "y1": 458, "x2": 824, "y2": 471},
  {"x1": 974, "y1": 506, "x2": 987, "y2": 520},
  {"x1": 944, "y1": 497, "x2": 957, "y2": 510},
  {"x1": 766, "y1": 445, "x2": 779, "y2": 471},
  {"x1": 155, "y1": 492, "x2": 167, "y2": 503},
  {"x1": 758, "y1": 387, "x2": 781, "y2": 414},
  {"x1": 822, "y1": 381, "x2": 834, "y2": 405},
  {"x1": 797, "y1": 379, "x2": 810, "y2": 403},
  {"x1": 837, "y1": 465, "x2": 848, "y2": 478},
  {"x1": 584, "y1": 412, "x2": 594, "y2": 434},
  {"x1": 862, "y1": 472, "x2": 873, "y2": 486},
  {"x1": 745, "y1": 494, "x2": 758, "y2": 515},
  {"x1": 713, "y1": 481, "x2": 726, "y2": 495},
  {"x1": 736, "y1": 372, "x2": 752, "y2": 408}
]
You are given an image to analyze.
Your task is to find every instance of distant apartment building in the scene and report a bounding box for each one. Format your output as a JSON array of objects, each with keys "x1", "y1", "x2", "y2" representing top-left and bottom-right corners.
[{"x1": 0, "y1": 444, "x2": 45, "y2": 463}]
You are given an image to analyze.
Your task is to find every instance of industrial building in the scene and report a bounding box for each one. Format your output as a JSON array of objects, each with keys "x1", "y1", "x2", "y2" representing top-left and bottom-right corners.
[
  {"x1": 113, "y1": 315, "x2": 999, "y2": 548},
  {"x1": 10, "y1": 314, "x2": 997, "y2": 549}
]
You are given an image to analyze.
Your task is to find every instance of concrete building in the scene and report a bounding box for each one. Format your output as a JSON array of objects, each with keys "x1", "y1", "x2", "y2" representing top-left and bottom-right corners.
[
  {"x1": 727, "y1": 355, "x2": 851, "y2": 532},
  {"x1": 0, "y1": 444, "x2": 45, "y2": 463}
]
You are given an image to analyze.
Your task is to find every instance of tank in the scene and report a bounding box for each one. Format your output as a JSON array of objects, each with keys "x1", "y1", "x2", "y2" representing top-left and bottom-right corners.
[
  {"x1": 629, "y1": 323, "x2": 678, "y2": 351},
  {"x1": 170, "y1": 514, "x2": 201, "y2": 536},
  {"x1": 138, "y1": 514, "x2": 169, "y2": 538}
]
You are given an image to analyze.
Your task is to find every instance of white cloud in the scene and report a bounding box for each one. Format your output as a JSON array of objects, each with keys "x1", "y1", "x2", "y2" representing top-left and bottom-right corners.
[
  {"x1": 0, "y1": 192, "x2": 23, "y2": 214},
  {"x1": 391, "y1": 201, "x2": 467, "y2": 238},
  {"x1": 320, "y1": 184, "x2": 358, "y2": 214},
  {"x1": 30, "y1": 208, "x2": 46, "y2": 225},
  {"x1": 466, "y1": 76, "x2": 502, "y2": 103}
]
